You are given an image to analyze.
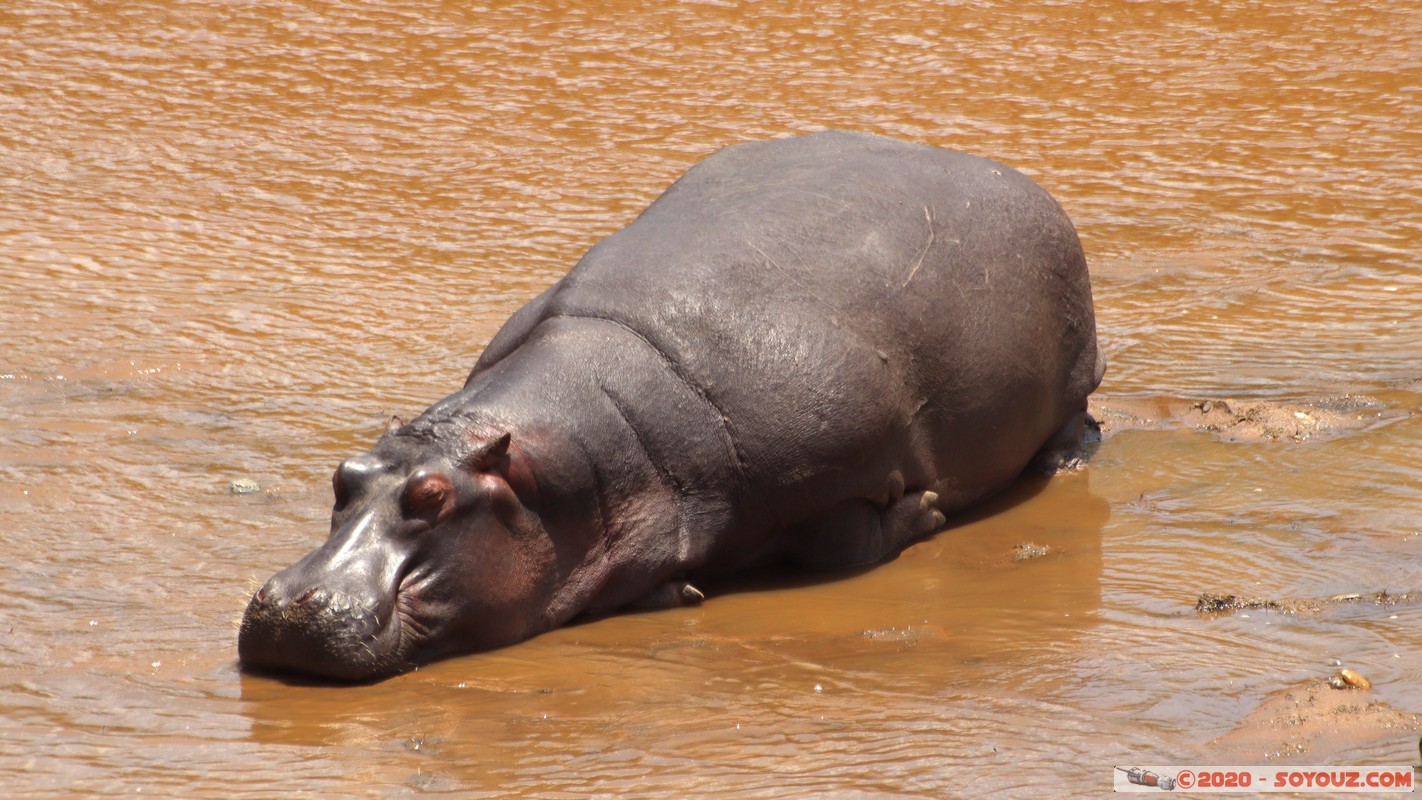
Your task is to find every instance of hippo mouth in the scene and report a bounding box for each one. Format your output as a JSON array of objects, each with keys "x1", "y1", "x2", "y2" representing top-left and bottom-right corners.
[{"x1": 238, "y1": 575, "x2": 418, "y2": 682}]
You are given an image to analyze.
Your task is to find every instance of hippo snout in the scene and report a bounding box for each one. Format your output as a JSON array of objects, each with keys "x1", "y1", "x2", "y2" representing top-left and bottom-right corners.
[{"x1": 239, "y1": 571, "x2": 402, "y2": 681}]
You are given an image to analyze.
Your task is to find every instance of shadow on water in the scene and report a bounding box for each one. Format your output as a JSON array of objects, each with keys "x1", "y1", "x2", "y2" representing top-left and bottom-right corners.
[
  {"x1": 701, "y1": 466, "x2": 1068, "y2": 599},
  {"x1": 237, "y1": 465, "x2": 1113, "y2": 759},
  {"x1": 236, "y1": 460, "x2": 1100, "y2": 686}
]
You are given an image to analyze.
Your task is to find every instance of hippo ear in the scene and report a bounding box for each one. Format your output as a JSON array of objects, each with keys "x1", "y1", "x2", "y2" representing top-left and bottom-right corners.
[
  {"x1": 384, "y1": 415, "x2": 405, "y2": 435},
  {"x1": 464, "y1": 432, "x2": 511, "y2": 472}
]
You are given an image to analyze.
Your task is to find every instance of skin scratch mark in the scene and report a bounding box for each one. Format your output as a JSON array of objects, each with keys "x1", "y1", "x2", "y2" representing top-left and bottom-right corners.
[
  {"x1": 747, "y1": 239, "x2": 840, "y2": 311},
  {"x1": 747, "y1": 240, "x2": 785, "y2": 275},
  {"x1": 785, "y1": 186, "x2": 865, "y2": 215},
  {"x1": 901, "y1": 205, "x2": 935, "y2": 289}
]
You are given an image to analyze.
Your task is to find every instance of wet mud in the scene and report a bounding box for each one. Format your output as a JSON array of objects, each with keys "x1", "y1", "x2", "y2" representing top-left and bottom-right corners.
[{"x1": 1210, "y1": 680, "x2": 1421, "y2": 763}]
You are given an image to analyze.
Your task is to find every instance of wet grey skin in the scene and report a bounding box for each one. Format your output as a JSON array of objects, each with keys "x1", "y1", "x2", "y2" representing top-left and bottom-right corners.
[{"x1": 239, "y1": 131, "x2": 1103, "y2": 681}]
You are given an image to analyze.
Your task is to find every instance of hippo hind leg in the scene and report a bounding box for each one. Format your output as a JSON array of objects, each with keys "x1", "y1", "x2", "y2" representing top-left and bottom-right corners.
[{"x1": 789, "y1": 489, "x2": 947, "y2": 571}]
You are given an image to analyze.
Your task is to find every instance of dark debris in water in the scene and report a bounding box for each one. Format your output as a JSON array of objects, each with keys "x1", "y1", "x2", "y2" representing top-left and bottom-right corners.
[
  {"x1": 1196, "y1": 590, "x2": 1422, "y2": 616},
  {"x1": 1012, "y1": 542, "x2": 1051, "y2": 561},
  {"x1": 1195, "y1": 593, "x2": 1293, "y2": 614},
  {"x1": 228, "y1": 478, "x2": 261, "y2": 494},
  {"x1": 860, "y1": 627, "x2": 920, "y2": 646}
]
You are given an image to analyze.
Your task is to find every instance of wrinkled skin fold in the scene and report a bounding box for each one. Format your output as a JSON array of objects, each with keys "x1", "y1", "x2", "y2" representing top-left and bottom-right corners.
[{"x1": 238, "y1": 130, "x2": 1104, "y2": 681}]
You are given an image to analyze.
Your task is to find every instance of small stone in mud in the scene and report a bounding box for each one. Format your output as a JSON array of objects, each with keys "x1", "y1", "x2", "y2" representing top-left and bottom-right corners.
[
  {"x1": 229, "y1": 478, "x2": 261, "y2": 494},
  {"x1": 1329, "y1": 668, "x2": 1372, "y2": 691},
  {"x1": 1012, "y1": 542, "x2": 1050, "y2": 560}
]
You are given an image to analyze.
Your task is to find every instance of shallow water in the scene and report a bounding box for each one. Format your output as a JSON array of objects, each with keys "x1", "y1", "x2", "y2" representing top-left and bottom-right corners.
[{"x1": 2, "y1": 1, "x2": 1420, "y2": 796}]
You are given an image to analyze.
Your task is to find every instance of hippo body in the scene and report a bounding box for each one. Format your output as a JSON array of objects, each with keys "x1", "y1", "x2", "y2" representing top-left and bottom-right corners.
[{"x1": 239, "y1": 130, "x2": 1103, "y2": 680}]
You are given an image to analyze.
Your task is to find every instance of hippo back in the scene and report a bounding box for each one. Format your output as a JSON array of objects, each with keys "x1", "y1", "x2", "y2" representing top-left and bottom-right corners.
[{"x1": 472, "y1": 130, "x2": 1100, "y2": 560}]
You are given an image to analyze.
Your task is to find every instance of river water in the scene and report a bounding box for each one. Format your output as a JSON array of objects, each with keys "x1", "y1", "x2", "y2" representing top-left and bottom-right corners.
[{"x1": 3, "y1": 1, "x2": 1420, "y2": 797}]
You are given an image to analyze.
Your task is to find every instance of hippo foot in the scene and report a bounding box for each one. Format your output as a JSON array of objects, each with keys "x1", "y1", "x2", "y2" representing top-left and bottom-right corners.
[
  {"x1": 886, "y1": 489, "x2": 947, "y2": 538},
  {"x1": 627, "y1": 578, "x2": 706, "y2": 611},
  {"x1": 1037, "y1": 454, "x2": 1086, "y2": 473},
  {"x1": 1028, "y1": 411, "x2": 1092, "y2": 475},
  {"x1": 915, "y1": 490, "x2": 948, "y2": 532},
  {"x1": 792, "y1": 488, "x2": 946, "y2": 571}
]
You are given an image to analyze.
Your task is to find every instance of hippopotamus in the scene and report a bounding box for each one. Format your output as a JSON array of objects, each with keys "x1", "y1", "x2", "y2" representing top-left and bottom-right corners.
[{"x1": 239, "y1": 130, "x2": 1104, "y2": 681}]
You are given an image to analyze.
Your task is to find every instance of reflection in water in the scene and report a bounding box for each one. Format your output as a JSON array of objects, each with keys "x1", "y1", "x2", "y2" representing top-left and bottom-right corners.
[
  {"x1": 236, "y1": 472, "x2": 1112, "y2": 794},
  {"x1": 2, "y1": 0, "x2": 1420, "y2": 796}
]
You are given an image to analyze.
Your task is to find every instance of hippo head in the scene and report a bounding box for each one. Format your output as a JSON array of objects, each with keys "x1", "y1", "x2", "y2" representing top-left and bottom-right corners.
[{"x1": 239, "y1": 421, "x2": 558, "y2": 681}]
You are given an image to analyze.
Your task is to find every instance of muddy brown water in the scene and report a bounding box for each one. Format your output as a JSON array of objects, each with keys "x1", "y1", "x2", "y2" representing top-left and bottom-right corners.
[{"x1": 3, "y1": 1, "x2": 1420, "y2": 796}]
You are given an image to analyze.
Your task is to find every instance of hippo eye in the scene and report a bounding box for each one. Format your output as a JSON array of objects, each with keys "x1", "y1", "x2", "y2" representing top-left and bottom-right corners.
[{"x1": 401, "y1": 472, "x2": 452, "y2": 521}]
